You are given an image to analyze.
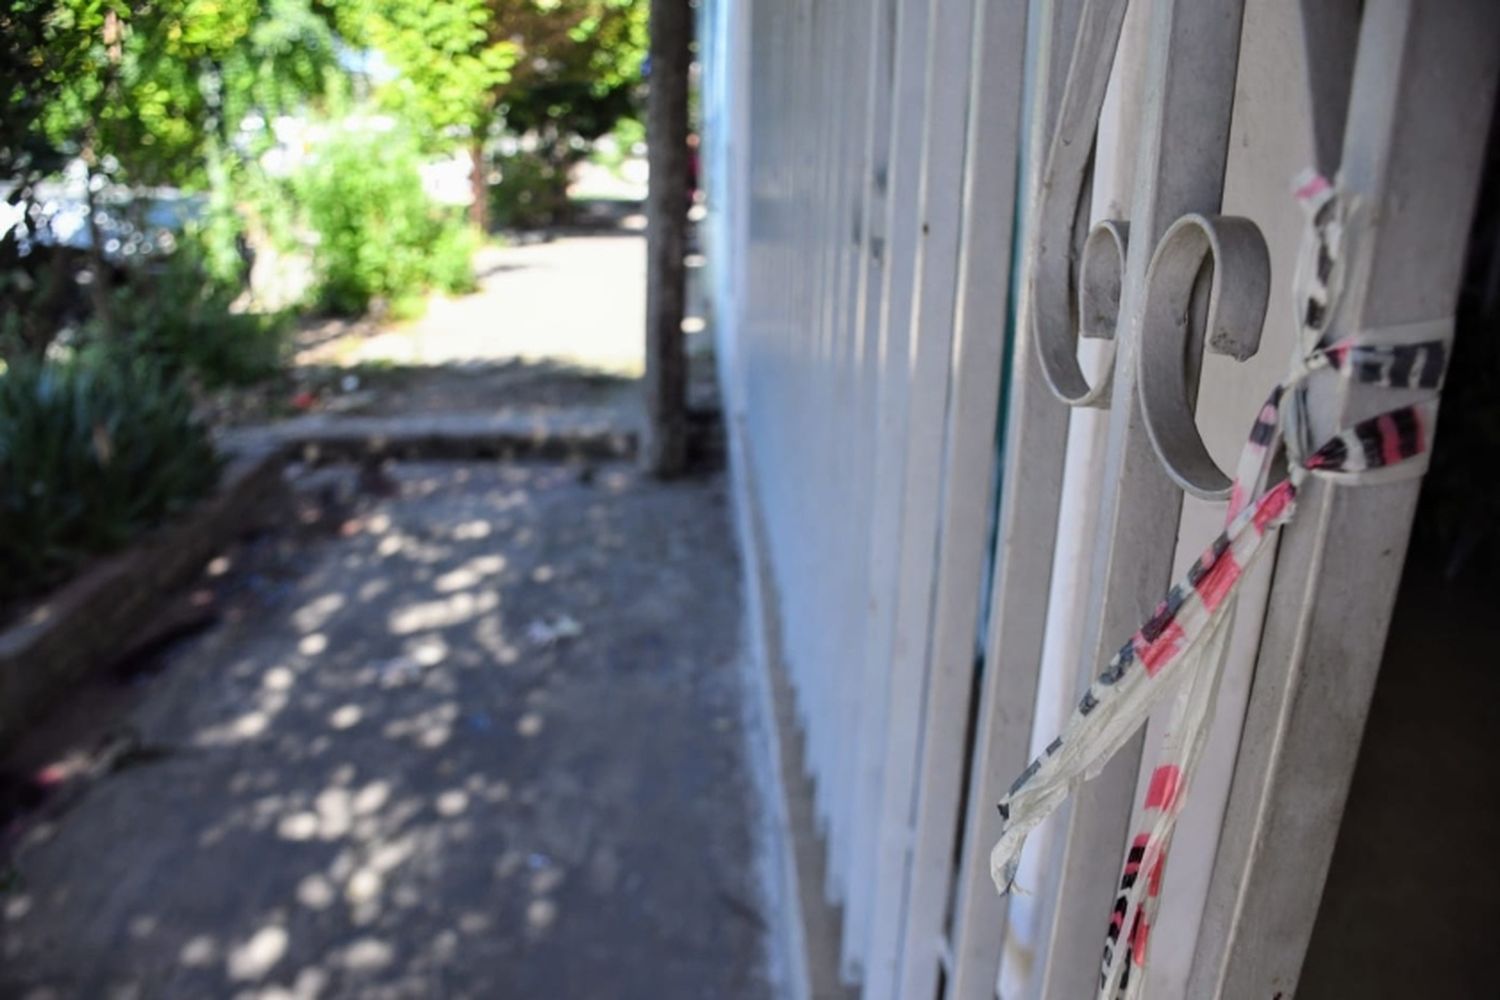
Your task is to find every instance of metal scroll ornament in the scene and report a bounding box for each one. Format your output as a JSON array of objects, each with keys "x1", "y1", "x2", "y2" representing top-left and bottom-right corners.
[{"x1": 1029, "y1": 1, "x2": 1273, "y2": 504}]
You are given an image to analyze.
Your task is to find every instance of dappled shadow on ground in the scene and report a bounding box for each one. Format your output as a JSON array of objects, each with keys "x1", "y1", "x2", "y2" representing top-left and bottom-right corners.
[
  {"x1": 301, "y1": 359, "x2": 640, "y2": 423},
  {"x1": 471, "y1": 259, "x2": 537, "y2": 282},
  {"x1": 0, "y1": 461, "x2": 766, "y2": 1000},
  {"x1": 206, "y1": 359, "x2": 641, "y2": 432}
]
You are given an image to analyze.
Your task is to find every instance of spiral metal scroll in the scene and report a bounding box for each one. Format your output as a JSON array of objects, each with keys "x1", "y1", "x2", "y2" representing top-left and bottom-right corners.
[
  {"x1": 1138, "y1": 214, "x2": 1271, "y2": 498},
  {"x1": 1030, "y1": 0, "x2": 1131, "y2": 408},
  {"x1": 1032, "y1": 0, "x2": 1273, "y2": 497}
]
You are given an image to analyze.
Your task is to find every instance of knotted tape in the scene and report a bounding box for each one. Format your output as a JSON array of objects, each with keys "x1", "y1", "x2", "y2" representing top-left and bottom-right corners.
[{"x1": 988, "y1": 172, "x2": 1449, "y2": 999}]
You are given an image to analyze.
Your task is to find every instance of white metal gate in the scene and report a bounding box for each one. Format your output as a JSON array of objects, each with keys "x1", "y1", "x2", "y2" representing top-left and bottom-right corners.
[{"x1": 703, "y1": 1, "x2": 1499, "y2": 997}]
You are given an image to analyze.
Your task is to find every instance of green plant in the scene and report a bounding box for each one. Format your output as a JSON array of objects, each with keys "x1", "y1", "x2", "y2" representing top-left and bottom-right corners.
[
  {"x1": 294, "y1": 127, "x2": 477, "y2": 316},
  {"x1": 490, "y1": 0, "x2": 648, "y2": 145},
  {"x1": 341, "y1": 0, "x2": 515, "y2": 142},
  {"x1": 113, "y1": 214, "x2": 289, "y2": 388},
  {"x1": 0, "y1": 0, "x2": 336, "y2": 351},
  {"x1": 428, "y1": 222, "x2": 481, "y2": 296},
  {"x1": 119, "y1": 286, "x2": 289, "y2": 389},
  {"x1": 0, "y1": 350, "x2": 220, "y2": 602},
  {"x1": 488, "y1": 148, "x2": 569, "y2": 230},
  {"x1": 589, "y1": 117, "x2": 645, "y2": 174}
]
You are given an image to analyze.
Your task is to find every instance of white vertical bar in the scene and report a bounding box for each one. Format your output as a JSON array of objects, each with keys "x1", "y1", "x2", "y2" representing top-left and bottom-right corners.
[
  {"x1": 1123, "y1": 2, "x2": 1326, "y2": 993},
  {"x1": 996, "y1": 1, "x2": 1148, "y2": 991},
  {"x1": 1029, "y1": 3, "x2": 1249, "y2": 995},
  {"x1": 833, "y1": 2, "x2": 870, "y2": 872},
  {"x1": 894, "y1": 2, "x2": 1030, "y2": 997},
  {"x1": 945, "y1": 2, "x2": 1085, "y2": 997},
  {"x1": 831, "y1": 0, "x2": 899, "y2": 949},
  {"x1": 781, "y1": 0, "x2": 821, "y2": 775},
  {"x1": 1191, "y1": 3, "x2": 1500, "y2": 994},
  {"x1": 842, "y1": 0, "x2": 935, "y2": 977},
  {"x1": 861, "y1": 0, "x2": 980, "y2": 994},
  {"x1": 823, "y1": 0, "x2": 880, "y2": 906},
  {"x1": 799, "y1": 0, "x2": 835, "y2": 838}
]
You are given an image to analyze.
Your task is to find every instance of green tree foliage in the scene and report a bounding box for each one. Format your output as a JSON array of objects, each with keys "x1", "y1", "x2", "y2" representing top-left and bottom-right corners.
[
  {"x1": 1, "y1": 2, "x2": 90, "y2": 182},
  {"x1": 485, "y1": 0, "x2": 648, "y2": 225},
  {"x1": 336, "y1": 0, "x2": 519, "y2": 230},
  {"x1": 491, "y1": 0, "x2": 647, "y2": 144},
  {"x1": 33, "y1": 0, "x2": 342, "y2": 188},
  {"x1": 1, "y1": 2, "x2": 99, "y2": 353},
  {"x1": 343, "y1": 0, "x2": 516, "y2": 141},
  {"x1": 3, "y1": 0, "x2": 644, "y2": 341},
  {"x1": 1, "y1": 0, "x2": 346, "y2": 353}
]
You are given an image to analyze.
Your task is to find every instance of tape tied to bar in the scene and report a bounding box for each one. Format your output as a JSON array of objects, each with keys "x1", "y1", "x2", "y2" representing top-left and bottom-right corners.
[{"x1": 988, "y1": 171, "x2": 1451, "y2": 1000}]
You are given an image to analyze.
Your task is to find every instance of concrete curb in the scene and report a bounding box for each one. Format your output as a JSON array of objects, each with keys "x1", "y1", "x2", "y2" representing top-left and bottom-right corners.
[
  {"x1": 221, "y1": 412, "x2": 638, "y2": 464},
  {"x1": 0, "y1": 411, "x2": 639, "y2": 752},
  {"x1": 0, "y1": 444, "x2": 288, "y2": 750}
]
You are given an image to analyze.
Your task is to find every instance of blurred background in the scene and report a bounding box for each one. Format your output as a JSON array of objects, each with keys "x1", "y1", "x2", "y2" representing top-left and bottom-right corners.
[{"x1": 1, "y1": 3, "x2": 759, "y2": 999}]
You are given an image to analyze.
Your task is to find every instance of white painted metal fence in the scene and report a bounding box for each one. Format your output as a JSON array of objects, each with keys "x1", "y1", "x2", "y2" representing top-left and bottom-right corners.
[{"x1": 701, "y1": 1, "x2": 1498, "y2": 997}]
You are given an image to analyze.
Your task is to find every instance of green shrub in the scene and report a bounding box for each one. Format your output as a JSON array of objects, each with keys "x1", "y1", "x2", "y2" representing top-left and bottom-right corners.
[
  {"x1": 428, "y1": 221, "x2": 480, "y2": 296},
  {"x1": 489, "y1": 149, "x2": 570, "y2": 230},
  {"x1": 589, "y1": 118, "x2": 645, "y2": 173},
  {"x1": 0, "y1": 350, "x2": 221, "y2": 602},
  {"x1": 294, "y1": 127, "x2": 477, "y2": 316},
  {"x1": 124, "y1": 297, "x2": 289, "y2": 389},
  {"x1": 114, "y1": 225, "x2": 289, "y2": 388}
]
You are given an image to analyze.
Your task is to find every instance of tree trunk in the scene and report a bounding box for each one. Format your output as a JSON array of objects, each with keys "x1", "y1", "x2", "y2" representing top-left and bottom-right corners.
[
  {"x1": 469, "y1": 140, "x2": 489, "y2": 234},
  {"x1": 643, "y1": 0, "x2": 692, "y2": 477},
  {"x1": 538, "y1": 131, "x2": 573, "y2": 229},
  {"x1": 82, "y1": 158, "x2": 115, "y2": 339},
  {"x1": 84, "y1": 10, "x2": 123, "y2": 339}
]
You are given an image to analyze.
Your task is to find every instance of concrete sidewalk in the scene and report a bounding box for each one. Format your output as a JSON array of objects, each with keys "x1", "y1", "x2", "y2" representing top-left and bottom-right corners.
[
  {"x1": 0, "y1": 460, "x2": 769, "y2": 999},
  {"x1": 295, "y1": 236, "x2": 648, "y2": 376}
]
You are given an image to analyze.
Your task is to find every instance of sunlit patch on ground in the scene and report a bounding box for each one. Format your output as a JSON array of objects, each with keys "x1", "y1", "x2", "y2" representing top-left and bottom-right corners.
[
  {"x1": 0, "y1": 459, "x2": 767, "y2": 998},
  {"x1": 293, "y1": 240, "x2": 648, "y2": 378}
]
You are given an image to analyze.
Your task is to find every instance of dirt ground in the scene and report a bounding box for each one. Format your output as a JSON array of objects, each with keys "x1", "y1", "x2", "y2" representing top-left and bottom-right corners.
[{"x1": 0, "y1": 231, "x2": 767, "y2": 999}]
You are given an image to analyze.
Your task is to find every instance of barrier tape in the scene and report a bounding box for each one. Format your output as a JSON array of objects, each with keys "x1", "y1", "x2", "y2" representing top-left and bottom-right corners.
[{"x1": 988, "y1": 172, "x2": 1449, "y2": 999}]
